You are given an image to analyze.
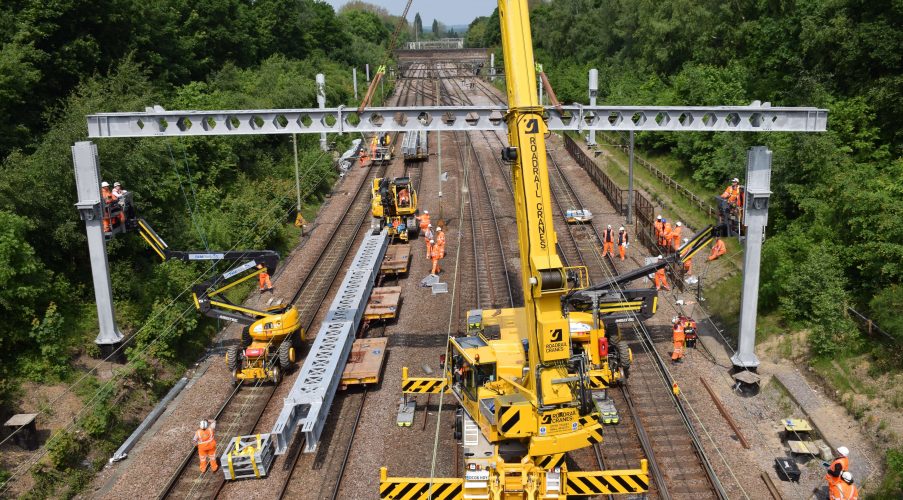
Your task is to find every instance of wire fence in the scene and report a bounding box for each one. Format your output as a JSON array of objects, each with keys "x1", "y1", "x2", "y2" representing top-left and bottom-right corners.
[
  {"x1": 846, "y1": 307, "x2": 899, "y2": 344},
  {"x1": 600, "y1": 131, "x2": 719, "y2": 219}
]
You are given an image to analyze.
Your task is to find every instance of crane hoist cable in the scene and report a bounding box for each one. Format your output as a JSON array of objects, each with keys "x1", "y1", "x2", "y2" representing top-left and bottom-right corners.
[{"x1": 357, "y1": 0, "x2": 414, "y2": 113}]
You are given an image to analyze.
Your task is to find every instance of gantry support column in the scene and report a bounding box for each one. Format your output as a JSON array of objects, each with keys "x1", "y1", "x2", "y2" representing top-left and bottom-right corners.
[
  {"x1": 731, "y1": 146, "x2": 772, "y2": 369},
  {"x1": 72, "y1": 141, "x2": 124, "y2": 358},
  {"x1": 587, "y1": 69, "x2": 598, "y2": 146},
  {"x1": 316, "y1": 73, "x2": 327, "y2": 151}
]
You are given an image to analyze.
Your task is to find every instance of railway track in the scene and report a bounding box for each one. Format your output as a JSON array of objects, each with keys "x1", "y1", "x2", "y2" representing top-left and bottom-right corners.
[
  {"x1": 159, "y1": 148, "x2": 389, "y2": 500},
  {"x1": 462, "y1": 76, "x2": 725, "y2": 498},
  {"x1": 273, "y1": 70, "x2": 428, "y2": 500}
]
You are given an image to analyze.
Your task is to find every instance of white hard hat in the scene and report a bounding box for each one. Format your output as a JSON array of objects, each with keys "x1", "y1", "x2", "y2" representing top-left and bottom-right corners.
[
  {"x1": 424, "y1": 210, "x2": 429, "y2": 214},
  {"x1": 657, "y1": 255, "x2": 663, "y2": 260},
  {"x1": 837, "y1": 446, "x2": 849, "y2": 457},
  {"x1": 841, "y1": 471, "x2": 853, "y2": 484},
  {"x1": 430, "y1": 239, "x2": 435, "y2": 244},
  {"x1": 114, "y1": 181, "x2": 121, "y2": 187},
  {"x1": 676, "y1": 221, "x2": 682, "y2": 227},
  {"x1": 732, "y1": 177, "x2": 739, "y2": 183},
  {"x1": 200, "y1": 420, "x2": 209, "y2": 430},
  {"x1": 437, "y1": 227, "x2": 442, "y2": 231},
  {"x1": 619, "y1": 226, "x2": 624, "y2": 231},
  {"x1": 672, "y1": 316, "x2": 679, "y2": 324},
  {"x1": 101, "y1": 181, "x2": 110, "y2": 188},
  {"x1": 607, "y1": 224, "x2": 612, "y2": 229},
  {"x1": 427, "y1": 223, "x2": 432, "y2": 227},
  {"x1": 656, "y1": 215, "x2": 662, "y2": 220}
]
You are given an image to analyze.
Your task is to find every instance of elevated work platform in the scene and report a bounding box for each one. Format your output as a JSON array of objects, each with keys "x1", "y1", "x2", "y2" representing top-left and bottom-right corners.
[{"x1": 269, "y1": 229, "x2": 388, "y2": 455}]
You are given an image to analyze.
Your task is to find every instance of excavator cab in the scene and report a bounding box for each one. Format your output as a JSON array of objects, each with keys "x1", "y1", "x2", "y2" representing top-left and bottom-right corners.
[{"x1": 371, "y1": 176, "x2": 419, "y2": 241}]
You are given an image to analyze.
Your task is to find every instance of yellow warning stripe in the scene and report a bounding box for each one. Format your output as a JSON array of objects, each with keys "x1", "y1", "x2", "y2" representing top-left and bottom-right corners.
[
  {"x1": 401, "y1": 377, "x2": 447, "y2": 394},
  {"x1": 566, "y1": 471, "x2": 650, "y2": 494},
  {"x1": 379, "y1": 479, "x2": 463, "y2": 499}
]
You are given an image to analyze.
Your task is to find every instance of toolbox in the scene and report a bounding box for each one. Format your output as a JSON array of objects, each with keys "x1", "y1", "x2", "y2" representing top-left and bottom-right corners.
[{"x1": 774, "y1": 457, "x2": 801, "y2": 482}]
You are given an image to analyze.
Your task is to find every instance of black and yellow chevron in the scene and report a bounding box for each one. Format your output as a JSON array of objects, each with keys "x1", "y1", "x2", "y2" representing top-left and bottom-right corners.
[
  {"x1": 401, "y1": 377, "x2": 448, "y2": 394},
  {"x1": 498, "y1": 404, "x2": 532, "y2": 437},
  {"x1": 534, "y1": 453, "x2": 566, "y2": 469},
  {"x1": 566, "y1": 471, "x2": 650, "y2": 494},
  {"x1": 379, "y1": 478, "x2": 463, "y2": 499},
  {"x1": 578, "y1": 415, "x2": 604, "y2": 445},
  {"x1": 586, "y1": 372, "x2": 611, "y2": 389}
]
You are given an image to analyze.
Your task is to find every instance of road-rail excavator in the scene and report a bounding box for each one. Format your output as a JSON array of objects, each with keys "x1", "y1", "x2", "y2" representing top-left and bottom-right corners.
[
  {"x1": 136, "y1": 218, "x2": 303, "y2": 385},
  {"x1": 379, "y1": 1, "x2": 719, "y2": 498}
]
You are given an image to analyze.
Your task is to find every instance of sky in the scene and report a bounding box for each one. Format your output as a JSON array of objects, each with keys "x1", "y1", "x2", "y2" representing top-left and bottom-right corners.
[{"x1": 323, "y1": 0, "x2": 495, "y2": 27}]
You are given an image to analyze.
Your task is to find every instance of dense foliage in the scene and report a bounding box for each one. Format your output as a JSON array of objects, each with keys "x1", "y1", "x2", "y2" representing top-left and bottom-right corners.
[
  {"x1": 503, "y1": 0, "x2": 903, "y2": 354},
  {"x1": 0, "y1": 1, "x2": 395, "y2": 494}
]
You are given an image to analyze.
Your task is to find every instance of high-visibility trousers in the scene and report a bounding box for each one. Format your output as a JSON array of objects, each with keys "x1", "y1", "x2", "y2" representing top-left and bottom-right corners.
[
  {"x1": 198, "y1": 442, "x2": 218, "y2": 471},
  {"x1": 603, "y1": 241, "x2": 614, "y2": 256},
  {"x1": 655, "y1": 272, "x2": 669, "y2": 291},
  {"x1": 672, "y1": 341, "x2": 683, "y2": 361},
  {"x1": 619, "y1": 243, "x2": 626, "y2": 260}
]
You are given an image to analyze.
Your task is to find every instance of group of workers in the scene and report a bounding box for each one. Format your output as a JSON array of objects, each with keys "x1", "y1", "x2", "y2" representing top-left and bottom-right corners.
[
  {"x1": 825, "y1": 446, "x2": 859, "y2": 499},
  {"x1": 100, "y1": 180, "x2": 129, "y2": 232},
  {"x1": 600, "y1": 225, "x2": 630, "y2": 261},
  {"x1": 418, "y1": 210, "x2": 445, "y2": 276}
]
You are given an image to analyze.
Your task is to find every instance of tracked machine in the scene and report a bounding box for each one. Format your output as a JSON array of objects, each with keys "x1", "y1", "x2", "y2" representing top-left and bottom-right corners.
[
  {"x1": 136, "y1": 219, "x2": 303, "y2": 385},
  {"x1": 371, "y1": 176, "x2": 419, "y2": 242}
]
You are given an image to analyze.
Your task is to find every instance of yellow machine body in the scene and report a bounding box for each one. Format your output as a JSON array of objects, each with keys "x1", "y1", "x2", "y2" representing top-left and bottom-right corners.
[{"x1": 381, "y1": 0, "x2": 650, "y2": 497}]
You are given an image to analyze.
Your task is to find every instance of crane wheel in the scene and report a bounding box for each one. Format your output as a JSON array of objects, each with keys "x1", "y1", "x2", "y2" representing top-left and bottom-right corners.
[
  {"x1": 226, "y1": 346, "x2": 240, "y2": 372},
  {"x1": 241, "y1": 327, "x2": 252, "y2": 348},
  {"x1": 278, "y1": 341, "x2": 292, "y2": 369}
]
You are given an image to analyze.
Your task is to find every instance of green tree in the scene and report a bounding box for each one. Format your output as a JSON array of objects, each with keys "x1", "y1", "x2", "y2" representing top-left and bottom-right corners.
[
  {"x1": 413, "y1": 12, "x2": 422, "y2": 40},
  {"x1": 432, "y1": 19, "x2": 440, "y2": 38}
]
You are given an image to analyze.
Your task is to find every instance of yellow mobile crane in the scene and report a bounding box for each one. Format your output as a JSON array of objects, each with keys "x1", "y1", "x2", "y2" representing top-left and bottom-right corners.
[
  {"x1": 376, "y1": 1, "x2": 726, "y2": 498},
  {"x1": 137, "y1": 219, "x2": 303, "y2": 385}
]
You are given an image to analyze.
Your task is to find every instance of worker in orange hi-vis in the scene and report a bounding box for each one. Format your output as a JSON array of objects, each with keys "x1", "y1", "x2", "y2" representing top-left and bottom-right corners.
[
  {"x1": 654, "y1": 215, "x2": 664, "y2": 243},
  {"x1": 601, "y1": 225, "x2": 615, "y2": 257},
  {"x1": 429, "y1": 239, "x2": 442, "y2": 276},
  {"x1": 100, "y1": 181, "x2": 118, "y2": 232},
  {"x1": 417, "y1": 210, "x2": 431, "y2": 233},
  {"x1": 654, "y1": 256, "x2": 670, "y2": 291},
  {"x1": 660, "y1": 219, "x2": 672, "y2": 248},
  {"x1": 436, "y1": 226, "x2": 447, "y2": 249},
  {"x1": 617, "y1": 226, "x2": 629, "y2": 261},
  {"x1": 671, "y1": 318, "x2": 685, "y2": 363},
  {"x1": 193, "y1": 419, "x2": 218, "y2": 472},
  {"x1": 829, "y1": 471, "x2": 859, "y2": 500},
  {"x1": 708, "y1": 239, "x2": 727, "y2": 261},
  {"x1": 670, "y1": 221, "x2": 683, "y2": 251},
  {"x1": 681, "y1": 238, "x2": 693, "y2": 276},
  {"x1": 257, "y1": 265, "x2": 273, "y2": 292},
  {"x1": 721, "y1": 177, "x2": 742, "y2": 206},
  {"x1": 825, "y1": 446, "x2": 851, "y2": 489}
]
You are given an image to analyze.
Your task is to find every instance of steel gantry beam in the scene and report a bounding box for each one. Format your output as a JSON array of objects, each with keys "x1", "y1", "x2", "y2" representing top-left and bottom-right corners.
[{"x1": 86, "y1": 103, "x2": 827, "y2": 138}]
